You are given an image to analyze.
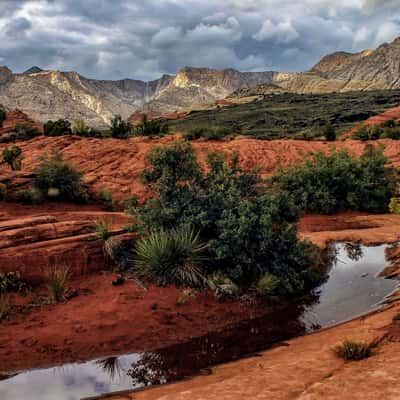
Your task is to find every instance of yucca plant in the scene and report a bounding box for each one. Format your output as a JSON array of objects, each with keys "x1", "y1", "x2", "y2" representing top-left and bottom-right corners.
[
  {"x1": 47, "y1": 264, "x2": 70, "y2": 303},
  {"x1": 131, "y1": 226, "x2": 208, "y2": 288},
  {"x1": 95, "y1": 357, "x2": 122, "y2": 380},
  {"x1": 93, "y1": 219, "x2": 112, "y2": 241}
]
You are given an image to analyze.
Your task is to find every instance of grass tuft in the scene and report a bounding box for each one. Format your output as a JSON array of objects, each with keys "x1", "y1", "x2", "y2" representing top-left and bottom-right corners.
[
  {"x1": 47, "y1": 264, "x2": 70, "y2": 303},
  {"x1": 334, "y1": 339, "x2": 373, "y2": 361}
]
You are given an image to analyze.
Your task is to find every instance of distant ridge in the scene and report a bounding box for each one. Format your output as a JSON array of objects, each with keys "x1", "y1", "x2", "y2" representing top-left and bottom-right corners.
[{"x1": 0, "y1": 36, "x2": 399, "y2": 127}]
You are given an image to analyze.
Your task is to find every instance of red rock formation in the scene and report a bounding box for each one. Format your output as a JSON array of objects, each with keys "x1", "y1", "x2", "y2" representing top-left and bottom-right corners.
[
  {"x1": 0, "y1": 209, "x2": 133, "y2": 283},
  {"x1": 0, "y1": 108, "x2": 43, "y2": 136}
]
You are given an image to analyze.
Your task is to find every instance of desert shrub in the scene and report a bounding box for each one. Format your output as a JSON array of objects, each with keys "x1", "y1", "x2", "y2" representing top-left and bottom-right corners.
[
  {"x1": 184, "y1": 127, "x2": 206, "y2": 141},
  {"x1": 272, "y1": 146, "x2": 396, "y2": 214},
  {"x1": 389, "y1": 197, "x2": 400, "y2": 214},
  {"x1": 33, "y1": 153, "x2": 88, "y2": 202},
  {"x1": 99, "y1": 188, "x2": 114, "y2": 210},
  {"x1": 121, "y1": 195, "x2": 139, "y2": 211},
  {"x1": 0, "y1": 183, "x2": 6, "y2": 200},
  {"x1": 0, "y1": 107, "x2": 6, "y2": 127},
  {"x1": 381, "y1": 126, "x2": 400, "y2": 139},
  {"x1": 15, "y1": 187, "x2": 43, "y2": 204},
  {"x1": 256, "y1": 273, "x2": 280, "y2": 296},
  {"x1": 129, "y1": 141, "x2": 322, "y2": 293},
  {"x1": 2, "y1": 145, "x2": 22, "y2": 170},
  {"x1": 131, "y1": 226, "x2": 208, "y2": 287},
  {"x1": 323, "y1": 124, "x2": 336, "y2": 141},
  {"x1": 353, "y1": 125, "x2": 383, "y2": 141},
  {"x1": 72, "y1": 119, "x2": 91, "y2": 137},
  {"x1": 0, "y1": 271, "x2": 29, "y2": 294},
  {"x1": 93, "y1": 219, "x2": 112, "y2": 241},
  {"x1": 135, "y1": 114, "x2": 169, "y2": 137},
  {"x1": 184, "y1": 125, "x2": 238, "y2": 141},
  {"x1": 334, "y1": 339, "x2": 373, "y2": 361},
  {"x1": 110, "y1": 115, "x2": 132, "y2": 139},
  {"x1": 14, "y1": 123, "x2": 41, "y2": 140},
  {"x1": 44, "y1": 119, "x2": 72, "y2": 136},
  {"x1": 47, "y1": 264, "x2": 69, "y2": 303}
]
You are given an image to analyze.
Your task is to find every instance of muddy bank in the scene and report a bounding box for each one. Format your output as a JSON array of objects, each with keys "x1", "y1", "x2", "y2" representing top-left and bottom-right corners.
[
  {"x1": 0, "y1": 273, "x2": 297, "y2": 373},
  {"x1": 102, "y1": 298, "x2": 400, "y2": 400}
]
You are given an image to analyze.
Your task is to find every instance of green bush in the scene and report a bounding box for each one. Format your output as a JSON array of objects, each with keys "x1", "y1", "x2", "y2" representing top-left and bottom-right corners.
[
  {"x1": 0, "y1": 183, "x2": 6, "y2": 201},
  {"x1": 33, "y1": 153, "x2": 88, "y2": 202},
  {"x1": 44, "y1": 119, "x2": 72, "y2": 136},
  {"x1": 272, "y1": 146, "x2": 396, "y2": 214},
  {"x1": 110, "y1": 115, "x2": 132, "y2": 139},
  {"x1": 353, "y1": 125, "x2": 382, "y2": 141},
  {"x1": 0, "y1": 107, "x2": 6, "y2": 127},
  {"x1": 389, "y1": 197, "x2": 400, "y2": 214},
  {"x1": 2, "y1": 145, "x2": 22, "y2": 170},
  {"x1": 99, "y1": 188, "x2": 114, "y2": 210},
  {"x1": 323, "y1": 124, "x2": 336, "y2": 141},
  {"x1": 184, "y1": 125, "x2": 238, "y2": 141},
  {"x1": 334, "y1": 339, "x2": 373, "y2": 361},
  {"x1": 72, "y1": 119, "x2": 91, "y2": 137},
  {"x1": 131, "y1": 226, "x2": 208, "y2": 287},
  {"x1": 0, "y1": 271, "x2": 29, "y2": 294},
  {"x1": 256, "y1": 273, "x2": 280, "y2": 296},
  {"x1": 135, "y1": 114, "x2": 169, "y2": 137},
  {"x1": 129, "y1": 141, "x2": 322, "y2": 292},
  {"x1": 15, "y1": 187, "x2": 43, "y2": 204}
]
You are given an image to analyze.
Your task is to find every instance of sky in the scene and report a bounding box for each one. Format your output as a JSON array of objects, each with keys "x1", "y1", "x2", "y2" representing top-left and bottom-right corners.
[{"x1": 0, "y1": 0, "x2": 399, "y2": 81}]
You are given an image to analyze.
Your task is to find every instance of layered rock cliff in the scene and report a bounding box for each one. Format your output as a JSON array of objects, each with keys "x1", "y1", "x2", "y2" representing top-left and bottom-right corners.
[{"x1": 0, "y1": 36, "x2": 399, "y2": 127}]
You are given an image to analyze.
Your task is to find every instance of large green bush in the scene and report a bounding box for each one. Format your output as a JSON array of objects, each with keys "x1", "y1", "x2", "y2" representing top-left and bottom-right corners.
[
  {"x1": 272, "y1": 145, "x2": 396, "y2": 214},
  {"x1": 33, "y1": 153, "x2": 88, "y2": 202},
  {"x1": 129, "y1": 141, "x2": 321, "y2": 293},
  {"x1": 44, "y1": 119, "x2": 72, "y2": 136}
]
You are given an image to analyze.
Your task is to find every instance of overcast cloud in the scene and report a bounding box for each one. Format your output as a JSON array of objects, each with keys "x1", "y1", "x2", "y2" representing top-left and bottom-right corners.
[{"x1": 0, "y1": 0, "x2": 399, "y2": 81}]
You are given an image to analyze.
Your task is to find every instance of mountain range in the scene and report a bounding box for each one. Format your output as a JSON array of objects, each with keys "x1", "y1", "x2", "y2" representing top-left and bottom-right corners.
[{"x1": 0, "y1": 36, "x2": 399, "y2": 128}]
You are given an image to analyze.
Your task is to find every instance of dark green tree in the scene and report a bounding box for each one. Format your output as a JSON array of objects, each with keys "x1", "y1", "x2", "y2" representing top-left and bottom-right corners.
[{"x1": 110, "y1": 115, "x2": 132, "y2": 138}]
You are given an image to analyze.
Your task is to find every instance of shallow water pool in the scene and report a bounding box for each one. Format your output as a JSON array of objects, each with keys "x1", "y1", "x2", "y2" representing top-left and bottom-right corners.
[{"x1": 0, "y1": 242, "x2": 398, "y2": 400}]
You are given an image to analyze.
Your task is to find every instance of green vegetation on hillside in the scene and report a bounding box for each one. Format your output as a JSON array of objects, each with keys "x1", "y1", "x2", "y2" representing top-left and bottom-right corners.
[
  {"x1": 128, "y1": 141, "x2": 322, "y2": 294},
  {"x1": 168, "y1": 90, "x2": 400, "y2": 140},
  {"x1": 272, "y1": 145, "x2": 396, "y2": 214},
  {"x1": 0, "y1": 107, "x2": 6, "y2": 127},
  {"x1": 353, "y1": 119, "x2": 400, "y2": 140}
]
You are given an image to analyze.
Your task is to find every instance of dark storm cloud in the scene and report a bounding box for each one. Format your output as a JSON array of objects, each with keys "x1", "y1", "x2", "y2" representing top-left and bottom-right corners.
[{"x1": 0, "y1": 0, "x2": 399, "y2": 80}]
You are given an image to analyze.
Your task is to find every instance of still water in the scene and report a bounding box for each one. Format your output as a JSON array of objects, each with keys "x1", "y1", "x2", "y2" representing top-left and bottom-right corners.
[{"x1": 0, "y1": 242, "x2": 398, "y2": 400}]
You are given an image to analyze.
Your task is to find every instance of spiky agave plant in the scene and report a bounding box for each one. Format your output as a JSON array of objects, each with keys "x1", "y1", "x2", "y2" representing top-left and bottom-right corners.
[{"x1": 131, "y1": 226, "x2": 208, "y2": 288}]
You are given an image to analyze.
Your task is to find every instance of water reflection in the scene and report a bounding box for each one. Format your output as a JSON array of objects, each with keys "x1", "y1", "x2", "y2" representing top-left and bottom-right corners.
[{"x1": 0, "y1": 242, "x2": 398, "y2": 400}]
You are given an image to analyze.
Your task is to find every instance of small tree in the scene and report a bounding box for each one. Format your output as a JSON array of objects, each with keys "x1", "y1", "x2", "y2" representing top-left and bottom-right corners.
[
  {"x1": 2, "y1": 145, "x2": 22, "y2": 171},
  {"x1": 44, "y1": 119, "x2": 72, "y2": 136},
  {"x1": 135, "y1": 114, "x2": 169, "y2": 137},
  {"x1": 110, "y1": 115, "x2": 131, "y2": 139},
  {"x1": 72, "y1": 119, "x2": 90, "y2": 137},
  {"x1": 0, "y1": 107, "x2": 6, "y2": 128},
  {"x1": 34, "y1": 153, "x2": 88, "y2": 202},
  {"x1": 323, "y1": 124, "x2": 336, "y2": 141}
]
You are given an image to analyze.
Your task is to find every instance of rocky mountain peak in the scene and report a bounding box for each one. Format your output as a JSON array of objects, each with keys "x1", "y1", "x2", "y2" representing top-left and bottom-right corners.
[{"x1": 23, "y1": 66, "x2": 43, "y2": 75}]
